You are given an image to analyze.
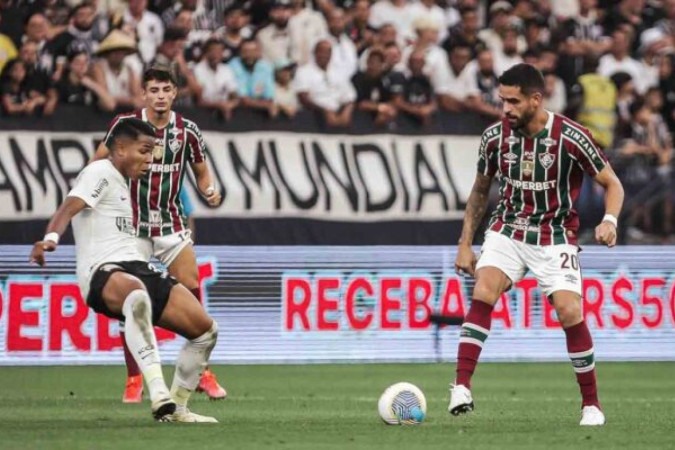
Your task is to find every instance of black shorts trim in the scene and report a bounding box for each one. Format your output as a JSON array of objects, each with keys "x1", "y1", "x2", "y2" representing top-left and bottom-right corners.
[{"x1": 87, "y1": 260, "x2": 178, "y2": 324}]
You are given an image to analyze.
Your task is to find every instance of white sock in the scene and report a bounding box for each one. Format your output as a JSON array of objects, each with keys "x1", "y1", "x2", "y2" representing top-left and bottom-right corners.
[
  {"x1": 171, "y1": 322, "x2": 218, "y2": 412},
  {"x1": 121, "y1": 289, "x2": 169, "y2": 402}
]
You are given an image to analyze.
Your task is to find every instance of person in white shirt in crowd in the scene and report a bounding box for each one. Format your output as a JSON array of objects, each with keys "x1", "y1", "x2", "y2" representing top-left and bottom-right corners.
[
  {"x1": 257, "y1": 0, "x2": 293, "y2": 64},
  {"x1": 598, "y1": 27, "x2": 651, "y2": 94},
  {"x1": 409, "y1": 0, "x2": 447, "y2": 42},
  {"x1": 118, "y1": 0, "x2": 164, "y2": 64},
  {"x1": 369, "y1": 0, "x2": 415, "y2": 45},
  {"x1": 273, "y1": 59, "x2": 298, "y2": 118},
  {"x1": 437, "y1": 42, "x2": 474, "y2": 112},
  {"x1": 194, "y1": 37, "x2": 239, "y2": 120},
  {"x1": 359, "y1": 23, "x2": 398, "y2": 71},
  {"x1": 493, "y1": 26, "x2": 523, "y2": 75},
  {"x1": 325, "y1": 8, "x2": 358, "y2": 83},
  {"x1": 288, "y1": 0, "x2": 328, "y2": 65},
  {"x1": 293, "y1": 39, "x2": 356, "y2": 127},
  {"x1": 464, "y1": 47, "x2": 501, "y2": 119},
  {"x1": 92, "y1": 30, "x2": 143, "y2": 110},
  {"x1": 478, "y1": 1, "x2": 527, "y2": 59},
  {"x1": 401, "y1": 15, "x2": 452, "y2": 96},
  {"x1": 543, "y1": 69, "x2": 567, "y2": 114},
  {"x1": 637, "y1": 28, "x2": 673, "y2": 95}
]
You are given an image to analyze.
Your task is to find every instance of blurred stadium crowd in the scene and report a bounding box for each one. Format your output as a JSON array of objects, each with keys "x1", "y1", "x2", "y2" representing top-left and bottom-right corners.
[{"x1": 0, "y1": 0, "x2": 673, "y2": 240}]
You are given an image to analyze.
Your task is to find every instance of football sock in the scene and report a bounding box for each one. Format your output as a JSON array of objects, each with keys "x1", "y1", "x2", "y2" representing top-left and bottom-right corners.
[
  {"x1": 171, "y1": 322, "x2": 218, "y2": 412},
  {"x1": 121, "y1": 289, "x2": 169, "y2": 401},
  {"x1": 119, "y1": 323, "x2": 141, "y2": 378},
  {"x1": 456, "y1": 299, "x2": 493, "y2": 388},
  {"x1": 564, "y1": 321, "x2": 600, "y2": 408}
]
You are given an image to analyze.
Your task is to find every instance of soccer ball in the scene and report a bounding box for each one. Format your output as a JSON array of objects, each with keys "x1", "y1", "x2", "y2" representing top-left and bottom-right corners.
[{"x1": 378, "y1": 382, "x2": 427, "y2": 425}]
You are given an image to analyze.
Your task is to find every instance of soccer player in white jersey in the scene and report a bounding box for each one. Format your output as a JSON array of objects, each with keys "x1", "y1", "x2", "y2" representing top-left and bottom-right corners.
[
  {"x1": 449, "y1": 64, "x2": 624, "y2": 426},
  {"x1": 30, "y1": 118, "x2": 219, "y2": 423}
]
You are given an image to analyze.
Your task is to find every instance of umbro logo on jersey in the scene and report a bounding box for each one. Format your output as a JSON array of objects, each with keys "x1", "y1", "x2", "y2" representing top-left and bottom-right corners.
[{"x1": 504, "y1": 152, "x2": 518, "y2": 163}]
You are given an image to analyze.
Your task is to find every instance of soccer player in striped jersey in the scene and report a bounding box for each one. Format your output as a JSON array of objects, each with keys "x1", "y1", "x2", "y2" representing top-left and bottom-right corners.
[
  {"x1": 449, "y1": 64, "x2": 624, "y2": 426},
  {"x1": 92, "y1": 66, "x2": 227, "y2": 402}
]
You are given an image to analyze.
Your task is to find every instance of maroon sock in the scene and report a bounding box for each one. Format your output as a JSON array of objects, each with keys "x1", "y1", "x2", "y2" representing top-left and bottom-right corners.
[
  {"x1": 455, "y1": 299, "x2": 494, "y2": 388},
  {"x1": 120, "y1": 331, "x2": 141, "y2": 377},
  {"x1": 564, "y1": 321, "x2": 600, "y2": 408}
]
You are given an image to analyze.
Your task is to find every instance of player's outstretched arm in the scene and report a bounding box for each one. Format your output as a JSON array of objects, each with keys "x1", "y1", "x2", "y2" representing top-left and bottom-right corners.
[
  {"x1": 455, "y1": 173, "x2": 492, "y2": 276},
  {"x1": 29, "y1": 197, "x2": 87, "y2": 266},
  {"x1": 592, "y1": 165, "x2": 624, "y2": 248},
  {"x1": 191, "y1": 161, "x2": 221, "y2": 207},
  {"x1": 90, "y1": 141, "x2": 111, "y2": 164}
]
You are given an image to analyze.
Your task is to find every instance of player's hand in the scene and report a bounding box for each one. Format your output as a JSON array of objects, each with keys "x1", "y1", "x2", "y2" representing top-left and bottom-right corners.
[
  {"x1": 203, "y1": 186, "x2": 221, "y2": 207},
  {"x1": 29, "y1": 240, "x2": 57, "y2": 266},
  {"x1": 595, "y1": 221, "x2": 617, "y2": 247},
  {"x1": 454, "y1": 244, "x2": 477, "y2": 277}
]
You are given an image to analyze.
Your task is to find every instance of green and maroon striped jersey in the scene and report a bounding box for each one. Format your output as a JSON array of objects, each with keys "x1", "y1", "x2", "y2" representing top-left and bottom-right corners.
[
  {"x1": 103, "y1": 109, "x2": 206, "y2": 238},
  {"x1": 477, "y1": 112, "x2": 608, "y2": 246}
]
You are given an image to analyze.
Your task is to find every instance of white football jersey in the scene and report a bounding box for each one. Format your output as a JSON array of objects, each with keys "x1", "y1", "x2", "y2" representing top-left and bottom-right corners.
[{"x1": 68, "y1": 160, "x2": 144, "y2": 297}]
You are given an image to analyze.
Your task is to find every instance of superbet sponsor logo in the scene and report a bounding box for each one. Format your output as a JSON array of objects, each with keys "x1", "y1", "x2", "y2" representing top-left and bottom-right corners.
[
  {"x1": 283, "y1": 273, "x2": 675, "y2": 332},
  {"x1": 0, "y1": 262, "x2": 215, "y2": 352}
]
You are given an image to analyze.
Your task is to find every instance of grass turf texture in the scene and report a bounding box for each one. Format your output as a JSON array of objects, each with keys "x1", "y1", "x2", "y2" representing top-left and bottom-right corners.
[{"x1": 0, "y1": 363, "x2": 672, "y2": 450}]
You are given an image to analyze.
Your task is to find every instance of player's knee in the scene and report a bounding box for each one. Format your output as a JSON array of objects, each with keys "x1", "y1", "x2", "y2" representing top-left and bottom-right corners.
[
  {"x1": 122, "y1": 289, "x2": 153, "y2": 325},
  {"x1": 472, "y1": 282, "x2": 501, "y2": 304},
  {"x1": 556, "y1": 302, "x2": 582, "y2": 327},
  {"x1": 191, "y1": 321, "x2": 218, "y2": 349}
]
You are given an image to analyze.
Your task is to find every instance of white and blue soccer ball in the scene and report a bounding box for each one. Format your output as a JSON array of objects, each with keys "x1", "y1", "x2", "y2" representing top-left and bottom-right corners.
[{"x1": 378, "y1": 382, "x2": 427, "y2": 425}]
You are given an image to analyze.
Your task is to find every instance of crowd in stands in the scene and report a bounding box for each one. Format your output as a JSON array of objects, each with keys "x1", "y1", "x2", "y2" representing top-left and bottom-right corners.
[{"x1": 0, "y1": 0, "x2": 673, "y2": 240}]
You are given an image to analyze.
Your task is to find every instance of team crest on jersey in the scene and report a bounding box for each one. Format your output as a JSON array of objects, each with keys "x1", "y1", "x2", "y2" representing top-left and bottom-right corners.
[
  {"x1": 538, "y1": 152, "x2": 556, "y2": 169},
  {"x1": 153, "y1": 138, "x2": 164, "y2": 160},
  {"x1": 521, "y1": 160, "x2": 534, "y2": 177},
  {"x1": 167, "y1": 128, "x2": 183, "y2": 153}
]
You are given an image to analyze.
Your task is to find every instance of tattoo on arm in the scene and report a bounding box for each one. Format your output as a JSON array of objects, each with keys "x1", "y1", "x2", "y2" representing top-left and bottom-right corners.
[{"x1": 459, "y1": 173, "x2": 492, "y2": 245}]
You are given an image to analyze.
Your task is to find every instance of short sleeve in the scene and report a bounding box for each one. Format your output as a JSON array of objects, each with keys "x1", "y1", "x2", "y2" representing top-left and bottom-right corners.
[
  {"x1": 67, "y1": 163, "x2": 112, "y2": 208},
  {"x1": 185, "y1": 122, "x2": 206, "y2": 164},
  {"x1": 567, "y1": 124, "x2": 609, "y2": 176},
  {"x1": 476, "y1": 125, "x2": 501, "y2": 177},
  {"x1": 292, "y1": 67, "x2": 312, "y2": 93}
]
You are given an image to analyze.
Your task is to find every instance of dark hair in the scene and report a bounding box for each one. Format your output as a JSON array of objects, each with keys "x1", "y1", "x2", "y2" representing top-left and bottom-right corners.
[
  {"x1": 0, "y1": 58, "x2": 23, "y2": 83},
  {"x1": 609, "y1": 71, "x2": 633, "y2": 90},
  {"x1": 109, "y1": 118, "x2": 156, "y2": 149},
  {"x1": 142, "y1": 65, "x2": 177, "y2": 86},
  {"x1": 69, "y1": 2, "x2": 94, "y2": 19},
  {"x1": 163, "y1": 26, "x2": 188, "y2": 42},
  {"x1": 629, "y1": 97, "x2": 647, "y2": 117},
  {"x1": 459, "y1": 6, "x2": 477, "y2": 16},
  {"x1": 498, "y1": 63, "x2": 545, "y2": 95},
  {"x1": 202, "y1": 37, "x2": 225, "y2": 53}
]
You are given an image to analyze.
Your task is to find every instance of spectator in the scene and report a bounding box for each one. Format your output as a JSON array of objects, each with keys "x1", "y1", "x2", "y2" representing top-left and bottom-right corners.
[
  {"x1": 23, "y1": 12, "x2": 52, "y2": 73},
  {"x1": 214, "y1": 5, "x2": 253, "y2": 62},
  {"x1": 358, "y1": 23, "x2": 398, "y2": 71},
  {"x1": 442, "y1": 6, "x2": 486, "y2": 58},
  {"x1": 437, "y1": 43, "x2": 474, "y2": 112},
  {"x1": 610, "y1": 71, "x2": 637, "y2": 136},
  {"x1": 409, "y1": 0, "x2": 447, "y2": 42},
  {"x1": 478, "y1": 1, "x2": 527, "y2": 58},
  {"x1": 326, "y1": 8, "x2": 358, "y2": 82},
  {"x1": 161, "y1": 0, "x2": 215, "y2": 32},
  {"x1": 598, "y1": 28, "x2": 649, "y2": 93},
  {"x1": 194, "y1": 38, "x2": 239, "y2": 120},
  {"x1": 18, "y1": 41, "x2": 58, "y2": 116},
  {"x1": 603, "y1": 0, "x2": 647, "y2": 37},
  {"x1": 402, "y1": 16, "x2": 451, "y2": 96},
  {"x1": 346, "y1": 0, "x2": 375, "y2": 55},
  {"x1": 569, "y1": 56, "x2": 617, "y2": 149},
  {"x1": 395, "y1": 49, "x2": 436, "y2": 125},
  {"x1": 118, "y1": 0, "x2": 164, "y2": 64},
  {"x1": 493, "y1": 26, "x2": 523, "y2": 75},
  {"x1": 273, "y1": 59, "x2": 298, "y2": 118},
  {"x1": 229, "y1": 39, "x2": 277, "y2": 117},
  {"x1": 464, "y1": 48, "x2": 501, "y2": 120},
  {"x1": 150, "y1": 26, "x2": 202, "y2": 106},
  {"x1": 555, "y1": 0, "x2": 611, "y2": 88},
  {"x1": 294, "y1": 39, "x2": 355, "y2": 127},
  {"x1": 257, "y1": 0, "x2": 293, "y2": 64},
  {"x1": 0, "y1": 10, "x2": 18, "y2": 74},
  {"x1": 0, "y1": 58, "x2": 45, "y2": 115},
  {"x1": 45, "y1": 2, "x2": 100, "y2": 84},
  {"x1": 55, "y1": 49, "x2": 115, "y2": 111},
  {"x1": 381, "y1": 42, "x2": 406, "y2": 93},
  {"x1": 369, "y1": 0, "x2": 415, "y2": 45},
  {"x1": 523, "y1": 16, "x2": 548, "y2": 54},
  {"x1": 352, "y1": 48, "x2": 397, "y2": 126},
  {"x1": 288, "y1": 0, "x2": 328, "y2": 65},
  {"x1": 91, "y1": 29, "x2": 143, "y2": 110},
  {"x1": 543, "y1": 70, "x2": 566, "y2": 114},
  {"x1": 658, "y1": 54, "x2": 675, "y2": 133}
]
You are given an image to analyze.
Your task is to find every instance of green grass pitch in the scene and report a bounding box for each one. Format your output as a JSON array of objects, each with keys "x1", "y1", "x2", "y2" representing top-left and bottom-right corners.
[{"x1": 0, "y1": 362, "x2": 673, "y2": 449}]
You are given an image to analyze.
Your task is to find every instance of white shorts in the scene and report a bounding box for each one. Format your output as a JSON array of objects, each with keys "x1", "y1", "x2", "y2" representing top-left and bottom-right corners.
[
  {"x1": 475, "y1": 231, "x2": 582, "y2": 297},
  {"x1": 136, "y1": 229, "x2": 193, "y2": 267}
]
